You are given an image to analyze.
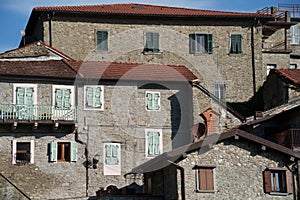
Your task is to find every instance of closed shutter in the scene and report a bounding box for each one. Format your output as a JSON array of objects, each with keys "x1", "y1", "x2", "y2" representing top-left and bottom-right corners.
[
  {"x1": 55, "y1": 89, "x2": 71, "y2": 109},
  {"x1": 198, "y1": 168, "x2": 214, "y2": 190},
  {"x1": 198, "y1": 168, "x2": 207, "y2": 190},
  {"x1": 231, "y1": 34, "x2": 242, "y2": 54},
  {"x1": 207, "y1": 34, "x2": 213, "y2": 54},
  {"x1": 97, "y1": 31, "x2": 108, "y2": 51},
  {"x1": 206, "y1": 168, "x2": 214, "y2": 190},
  {"x1": 70, "y1": 141, "x2": 78, "y2": 162},
  {"x1": 153, "y1": 132, "x2": 160, "y2": 155},
  {"x1": 189, "y1": 34, "x2": 196, "y2": 54},
  {"x1": 30, "y1": 140, "x2": 34, "y2": 164},
  {"x1": 146, "y1": 93, "x2": 153, "y2": 110},
  {"x1": 94, "y1": 87, "x2": 102, "y2": 108},
  {"x1": 16, "y1": 87, "x2": 34, "y2": 120},
  {"x1": 291, "y1": 25, "x2": 300, "y2": 44},
  {"x1": 50, "y1": 141, "x2": 57, "y2": 162},
  {"x1": 145, "y1": 32, "x2": 159, "y2": 52},
  {"x1": 286, "y1": 170, "x2": 293, "y2": 194},
  {"x1": 86, "y1": 87, "x2": 94, "y2": 107},
  {"x1": 86, "y1": 86, "x2": 102, "y2": 109},
  {"x1": 12, "y1": 140, "x2": 17, "y2": 164},
  {"x1": 153, "y1": 93, "x2": 160, "y2": 110},
  {"x1": 147, "y1": 132, "x2": 154, "y2": 156},
  {"x1": 263, "y1": 170, "x2": 272, "y2": 193},
  {"x1": 152, "y1": 33, "x2": 159, "y2": 52},
  {"x1": 105, "y1": 144, "x2": 119, "y2": 165}
]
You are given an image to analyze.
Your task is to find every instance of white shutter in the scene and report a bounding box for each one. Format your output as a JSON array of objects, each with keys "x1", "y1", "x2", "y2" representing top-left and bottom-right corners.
[
  {"x1": 12, "y1": 140, "x2": 17, "y2": 164},
  {"x1": 30, "y1": 140, "x2": 34, "y2": 164}
]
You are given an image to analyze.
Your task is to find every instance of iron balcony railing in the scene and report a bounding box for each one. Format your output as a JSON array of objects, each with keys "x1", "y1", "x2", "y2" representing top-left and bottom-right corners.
[{"x1": 0, "y1": 104, "x2": 77, "y2": 121}]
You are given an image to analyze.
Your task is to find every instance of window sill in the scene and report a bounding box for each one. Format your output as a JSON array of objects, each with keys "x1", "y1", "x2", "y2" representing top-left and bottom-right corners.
[
  {"x1": 196, "y1": 190, "x2": 215, "y2": 193},
  {"x1": 143, "y1": 51, "x2": 163, "y2": 55},
  {"x1": 269, "y1": 192, "x2": 289, "y2": 196},
  {"x1": 84, "y1": 108, "x2": 104, "y2": 111}
]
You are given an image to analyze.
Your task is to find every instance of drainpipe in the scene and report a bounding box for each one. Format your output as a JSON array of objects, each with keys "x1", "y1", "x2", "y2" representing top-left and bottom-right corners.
[{"x1": 251, "y1": 21, "x2": 256, "y2": 119}]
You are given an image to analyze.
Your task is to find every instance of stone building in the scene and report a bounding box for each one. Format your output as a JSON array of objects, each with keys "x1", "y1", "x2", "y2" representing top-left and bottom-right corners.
[{"x1": 127, "y1": 129, "x2": 300, "y2": 200}]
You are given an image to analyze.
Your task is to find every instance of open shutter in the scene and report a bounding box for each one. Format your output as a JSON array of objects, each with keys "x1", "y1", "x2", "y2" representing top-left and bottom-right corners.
[
  {"x1": 147, "y1": 132, "x2": 154, "y2": 156},
  {"x1": 189, "y1": 34, "x2": 195, "y2": 54},
  {"x1": 263, "y1": 170, "x2": 272, "y2": 193},
  {"x1": 286, "y1": 170, "x2": 293, "y2": 194},
  {"x1": 207, "y1": 34, "x2": 213, "y2": 54},
  {"x1": 153, "y1": 93, "x2": 160, "y2": 110},
  {"x1": 70, "y1": 141, "x2": 78, "y2": 162},
  {"x1": 147, "y1": 93, "x2": 153, "y2": 110},
  {"x1": 50, "y1": 141, "x2": 57, "y2": 162},
  {"x1": 12, "y1": 140, "x2": 17, "y2": 164},
  {"x1": 30, "y1": 140, "x2": 34, "y2": 164}
]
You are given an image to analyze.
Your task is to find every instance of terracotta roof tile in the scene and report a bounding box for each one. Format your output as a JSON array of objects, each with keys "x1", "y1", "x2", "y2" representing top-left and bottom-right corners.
[
  {"x1": 72, "y1": 61, "x2": 196, "y2": 81},
  {"x1": 33, "y1": 3, "x2": 270, "y2": 18},
  {"x1": 0, "y1": 60, "x2": 76, "y2": 78},
  {"x1": 274, "y1": 69, "x2": 300, "y2": 85}
]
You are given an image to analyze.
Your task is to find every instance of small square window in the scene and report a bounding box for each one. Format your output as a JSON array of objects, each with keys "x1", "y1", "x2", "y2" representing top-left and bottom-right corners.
[
  {"x1": 189, "y1": 34, "x2": 213, "y2": 54},
  {"x1": 144, "y1": 32, "x2": 159, "y2": 52},
  {"x1": 194, "y1": 166, "x2": 215, "y2": 192},
  {"x1": 230, "y1": 34, "x2": 242, "y2": 54},
  {"x1": 96, "y1": 30, "x2": 108, "y2": 51},
  {"x1": 146, "y1": 92, "x2": 160, "y2": 111}
]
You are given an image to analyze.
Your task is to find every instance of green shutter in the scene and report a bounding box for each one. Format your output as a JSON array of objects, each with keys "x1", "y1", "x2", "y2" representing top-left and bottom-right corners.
[
  {"x1": 97, "y1": 31, "x2": 108, "y2": 51},
  {"x1": 153, "y1": 132, "x2": 160, "y2": 155},
  {"x1": 86, "y1": 87, "x2": 94, "y2": 107},
  {"x1": 16, "y1": 87, "x2": 25, "y2": 105},
  {"x1": 147, "y1": 93, "x2": 153, "y2": 110},
  {"x1": 207, "y1": 34, "x2": 213, "y2": 54},
  {"x1": 153, "y1": 93, "x2": 160, "y2": 110},
  {"x1": 86, "y1": 86, "x2": 102, "y2": 109},
  {"x1": 16, "y1": 87, "x2": 34, "y2": 120},
  {"x1": 55, "y1": 89, "x2": 71, "y2": 109},
  {"x1": 237, "y1": 35, "x2": 242, "y2": 53},
  {"x1": 145, "y1": 32, "x2": 152, "y2": 51},
  {"x1": 145, "y1": 32, "x2": 159, "y2": 52},
  {"x1": 94, "y1": 87, "x2": 102, "y2": 108},
  {"x1": 50, "y1": 141, "x2": 57, "y2": 162},
  {"x1": 230, "y1": 34, "x2": 242, "y2": 54},
  {"x1": 105, "y1": 144, "x2": 119, "y2": 165},
  {"x1": 70, "y1": 141, "x2": 78, "y2": 162},
  {"x1": 189, "y1": 34, "x2": 196, "y2": 54},
  {"x1": 147, "y1": 132, "x2": 154, "y2": 156},
  {"x1": 152, "y1": 33, "x2": 159, "y2": 52}
]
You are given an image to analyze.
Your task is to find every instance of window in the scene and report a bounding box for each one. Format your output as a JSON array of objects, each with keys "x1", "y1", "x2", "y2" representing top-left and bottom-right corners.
[
  {"x1": 96, "y1": 30, "x2": 108, "y2": 51},
  {"x1": 290, "y1": 25, "x2": 299, "y2": 45},
  {"x1": 290, "y1": 64, "x2": 297, "y2": 69},
  {"x1": 146, "y1": 92, "x2": 160, "y2": 111},
  {"x1": 189, "y1": 34, "x2": 213, "y2": 54},
  {"x1": 13, "y1": 84, "x2": 37, "y2": 120},
  {"x1": 52, "y1": 85, "x2": 74, "y2": 110},
  {"x1": 49, "y1": 141, "x2": 77, "y2": 162},
  {"x1": 12, "y1": 140, "x2": 34, "y2": 164},
  {"x1": 145, "y1": 129, "x2": 162, "y2": 157},
  {"x1": 230, "y1": 34, "x2": 242, "y2": 54},
  {"x1": 194, "y1": 166, "x2": 215, "y2": 192},
  {"x1": 103, "y1": 143, "x2": 121, "y2": 175},
  {"x1": 263, "y1": 168, "x2": 293, "y2": 194},
  {"x1": 144, "y1": 32, "x2": 159, "y2": 52},
  {"x1": 267, "y1": 64, "x2": 277, "y2": 75},
  {"x1": 214, "y1": 83, "x2": 226, "y2": 100},
  {"x1": 84, "y1": 86, "x2": 104, "y2": 110}
]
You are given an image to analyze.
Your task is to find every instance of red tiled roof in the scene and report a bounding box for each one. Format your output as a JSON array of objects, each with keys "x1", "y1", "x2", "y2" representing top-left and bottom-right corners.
[
  {"x1": 274, "y1": 69, "x2": 300, "y2": 85},
  {"x1": 72, "y1": 61, "x2": 196, "y2": 82},
  {"x1": 33, "y1": 3, "x2": 270, "y2": 18},
  {"x1": 0, "y1": 60, "x2": 77, "y2": 78}
]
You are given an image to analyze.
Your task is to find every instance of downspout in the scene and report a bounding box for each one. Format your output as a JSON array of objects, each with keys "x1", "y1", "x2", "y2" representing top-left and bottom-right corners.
[{"x1": 251, "y1": 20, "x2": 256, "y2": 119}]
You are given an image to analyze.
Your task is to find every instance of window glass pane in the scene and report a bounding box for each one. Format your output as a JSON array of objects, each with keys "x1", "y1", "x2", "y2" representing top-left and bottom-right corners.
[
  {"x1": 230, "y1": 34, "x2": 242, "y2": 54},
  {"x1": 97, "y1": 31, "x2": 108, "y2": 51},
  {"x1": 145, "y1": 32, "x2": 159, "y2": 52}
]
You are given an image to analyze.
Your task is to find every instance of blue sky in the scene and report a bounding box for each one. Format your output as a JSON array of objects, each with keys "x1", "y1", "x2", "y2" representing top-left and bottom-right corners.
[{"x1": 0, "y1": 0, "x2": 299, "y2": 53}]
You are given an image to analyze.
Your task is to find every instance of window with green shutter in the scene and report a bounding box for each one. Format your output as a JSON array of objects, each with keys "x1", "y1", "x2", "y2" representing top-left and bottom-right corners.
[
  {"x1": 49, "y1": 141, "x2": 77, "y2": 162},
  {"x1": 96, "y1": 31, "x2": 108, "y2": 51},
  {"x1": 16, "y1": 87, "x2": 35, "y2": 120},
  {"x1": 144, "y1": 32, "x2": 159, "y2": 52},
  {"x1": 104, "y1": 143, "x2": 120, "y2": 165},
  {"x1": 146, "y1": 92, "x2": 160, "y2": 111},
  {"x1": 146, "y1": 130, "x2": 162, "y2": 157},
  {"x1": 85, "y1": 86, "x2": 103, "y2": 110},
  {"x1": 55, "y1": 88, "x2": 71, "y2": 110},
  {"x1": 230, "y1": 34, "x2": 242, "y2": 54},
  {"x1": 189, "y1": 34, "x2": 213, "y2": 54}
]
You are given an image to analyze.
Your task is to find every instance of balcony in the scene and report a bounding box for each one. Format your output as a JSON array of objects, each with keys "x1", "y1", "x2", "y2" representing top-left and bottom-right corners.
[
  {"x1": 267, "y1": 129, "x2": 300, "y2": 150},
  {"x1": 0, "y1": 104, "x2": 77, "y2": 122}
]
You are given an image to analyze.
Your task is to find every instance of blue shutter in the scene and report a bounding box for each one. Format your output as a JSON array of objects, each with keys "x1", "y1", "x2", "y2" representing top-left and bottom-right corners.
[
  {"x1": 70, "y1": 141, "x2": 78, "y2": 162},
  {"x1": 189, "y1": 34, "x2": 196, "y2": 54},
  {"x1": 50, "y1": 141, "x2": 57, "y2": 162}
]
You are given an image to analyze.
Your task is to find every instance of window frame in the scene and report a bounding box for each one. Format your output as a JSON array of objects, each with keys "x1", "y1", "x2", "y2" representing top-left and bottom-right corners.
[
  {"x1": 145, "y1": 129, "x2": 163, "y2": 158},
  {"x1": 290, "y1": 25, "x2": 300, "y2": 45},
  {"x1": 52, "y1": 85, "x2": 75, "y2": 110},
  {"x1": 49, "y1": 141, "x2": 77, "y2": 162},
  {"x1": 214, "y1": 83, "x2": 226, "y2": 100},
  {"x1": 84, "y1": 85, "x2": 104, "y2": 111},
  {"x1": 263, "y1": 168, "x2": 293, "y2": 195},
  {"x1": 189, "y1": 33, "x2": 213, "y2": 54},
  {"x1": 12, "y1": 140, "x2": 34, "y2": 164},
  {"x1": 95, "y1": 30, "x2": 108, "y2": 51},
  {"x1": 144, "y1": 32, "x2": 160, "y2": 53},
  {"x1": 145, "y1": 91, "x2": 161, "y2": 111},
  {"x1": 230, "y1": 34, "x2": 242, "y2": 54},
  {"x1": 194, "y1": 165, "x2": 216, "y2": 193},
  {"x1": 103, "y1": 143, "x2": 121, "y2": 175}
]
